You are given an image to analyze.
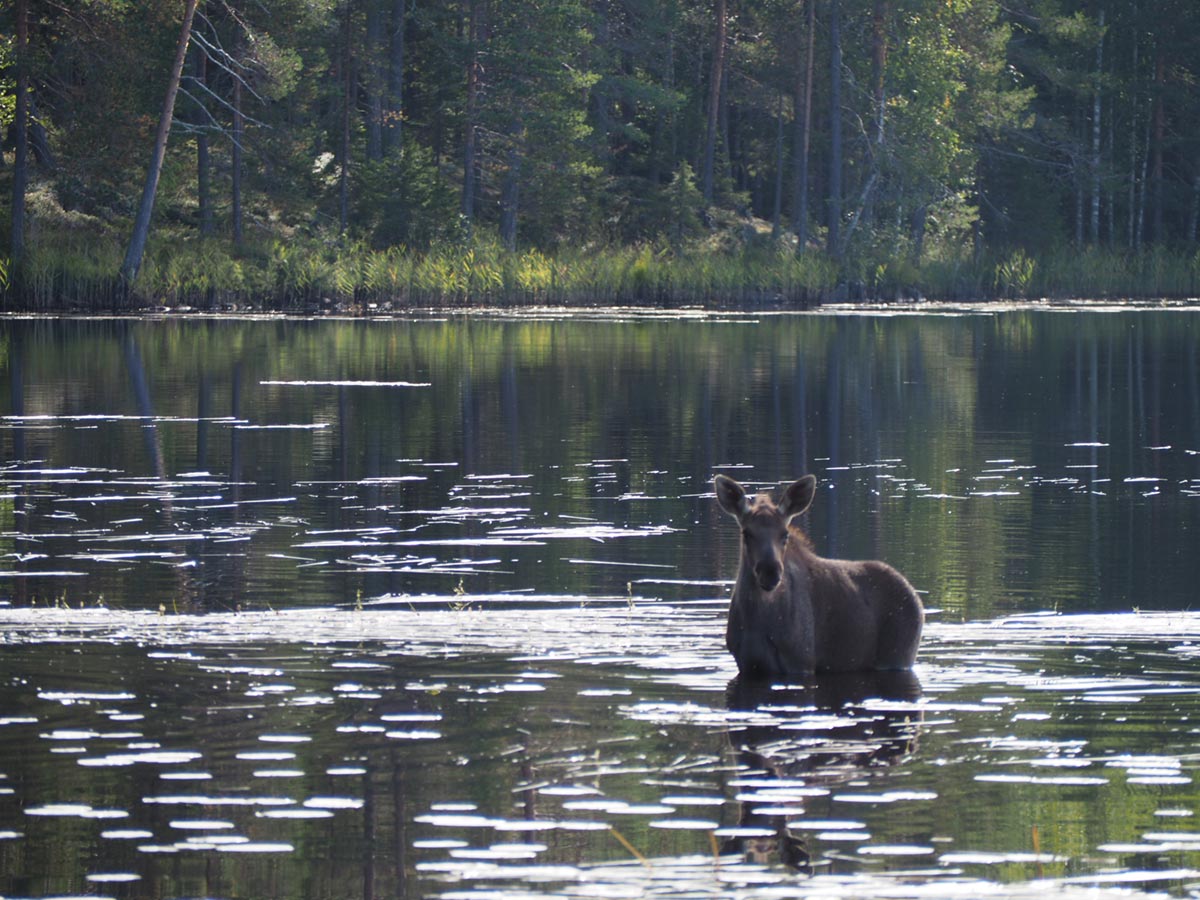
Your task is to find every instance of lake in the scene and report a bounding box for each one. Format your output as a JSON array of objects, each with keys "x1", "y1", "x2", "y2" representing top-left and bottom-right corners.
[{"x1": 2, "y1": 308, "x2": 1200, "y2": 899}]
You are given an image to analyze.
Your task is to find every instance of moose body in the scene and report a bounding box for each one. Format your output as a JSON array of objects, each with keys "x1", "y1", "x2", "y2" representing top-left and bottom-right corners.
[{"x1": 715, "y1": 474, "x2": 923, "y2": 677}]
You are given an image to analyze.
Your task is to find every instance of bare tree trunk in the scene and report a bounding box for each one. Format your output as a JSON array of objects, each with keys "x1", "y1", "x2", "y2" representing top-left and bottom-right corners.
[
  {"x1": 1090, "y1": 7, "x2": 1104, "y2": 245},
  {"x1": 339, "y1": 0, "x2": 352, "y2": 234},
  {"x1": 1073, "y1": 107, "x2": 1083, "y2": 246},
  {"x1": 366, "y1": 0, "x2": 384, "y2": 161},
  {"x1": 462, "y1": 0, "x2": 481, "y2": 222},
  {"x1": 120, "y1": 0, "x2": 200, "y2": 287},
  {"x1": 1074, "y1": 150, "x2": 1084, "y2": 246},
  {"x1": 1151, "y1": 43, "x2": 1165, "y2": 243},
  {"x1": 668, "y1": 29, "x2": 678, "y2": 165},
  {"x1": 828, "y1": 0, "x2": 843, "y2": 255},
  {"x1": 701, "y1": 0, "x2": 727, "y2": 204},
  {"x1": 1136, "y1": 111, "x2": 1149, "y2": 250},
  {"x1": 1127, "y1": 0, "x2": 1139, "y2": 250},
  {"x1": 792, "y1": 0, "x2": 815, "y2": 248},
  {"x1": 10, "y1": 0, "x2": 29, "y2": 275},
  {"x1": 232, "y1": 32, "x2": 244, "y2": 249},
  {"x1": 870, "y1": 0, "x2": 887, "y2": 145},
  {"x1": 1189, "y1": 174, "x2": 1200, "y2": 245},
  {"x1": 385, "y1": 0, "x2": 407, "y2": 154},
  {"x1": 910, "y1": 204, "x2": 927, "y2": 259},
  {"x1": 865, "y1": 0, "x2": 888, "y2": 233},
  {"x1": 193, "y1": 44, "x2": 213, "y2": 237},
  {"x1": 500, "y1": 136, "x2": 521, "y2": 251},
  {"x1": 1106, "y1": 93, "x2": 1115, "y2": 244},
  {"x1": 771, "y1": 92, "x2": 784, "y2": 238}
]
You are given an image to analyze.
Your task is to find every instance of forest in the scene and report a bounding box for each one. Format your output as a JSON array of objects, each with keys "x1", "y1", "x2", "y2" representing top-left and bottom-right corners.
[{"x1": 2, "y1": 0, "x2": 1199, "y2": 309}]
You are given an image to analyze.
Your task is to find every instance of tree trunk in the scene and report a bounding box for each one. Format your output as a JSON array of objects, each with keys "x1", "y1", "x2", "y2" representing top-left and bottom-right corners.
[
  {"x1": 870, "y1": 0, "x2": 888, "y2": 145},
  {"x1": 500, "y1": 137, "x2": 522, "y2": 252},
  {"x1": 865, "y1": 0, "x2": 888, "y2": 232},
  {"x1": 385, "y1": 0, "x2": 407, "y2": 154},
  {"x1": 668, "y1": 29, "x2": 678, "y2": 165},
  {"x1": 1089, "y1": 7, "x2": 1104, "y2": 245},
  {"x1": 462, "y1": 0, "x2": 481, "y2": 222},
  {"x1": 366, "y1": 0, "x2": 384, "y2": 161},
  {"x1": 120, "y1": 0, "x2": 200, "y2": 287},
  {"x1": 10, "y1": 0, "x2": 29, "y2": 275},
  {"x1": 193, "y1": 44, "x2": 213, "y2": 237},
  {"x1": 1189, "y1": 174, "x2": 1200, "y2": 246},
  {"x1": 701, "y1": 0, "x2": 727, "y2": 204},
  {"x1": 1136, "y1": 110, "x2": 1149, "y2": 250},
  {"x1": 827, "y1": 0, "x2": 843, "y2": 255},
  {"x1": 1074, "y1": 152, "x2": 1084, "y2": 247},
  {"x1": 339, "y1": 0, "x2": 352, "y2": 234},
  {"x1": 792, "y1": 0, "x2": 815, "y2": 248},
  {"x1": 1126, "y1": 0, "x2": 1138, "y2": 250},
  {"x1": 1151, "y1": 43, "x2": 1164, "y2": 243},
  {"x1": 771, "y1": 92, "x2": 784, "y2": 238},
  {"x1": 232, "y1": 33, "x2": 244, "y2": 249},
  {"x1": 1106, "y1": 93, "x2": 1115, "y2": 244},
  {"x1": 910, "y1": 204, "x2": 927, "y2": 259}
]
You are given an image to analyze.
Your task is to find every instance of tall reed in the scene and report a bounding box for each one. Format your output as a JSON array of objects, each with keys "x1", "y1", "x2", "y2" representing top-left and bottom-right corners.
[{"x1": 5, "y1": 226, "x2": 1199, "y2": 311}]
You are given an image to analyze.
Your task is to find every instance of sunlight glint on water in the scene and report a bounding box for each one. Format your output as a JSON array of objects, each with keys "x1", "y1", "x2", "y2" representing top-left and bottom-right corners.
[{"x1": 2, "y1": 311, "x2": 1200, "y2": 898}]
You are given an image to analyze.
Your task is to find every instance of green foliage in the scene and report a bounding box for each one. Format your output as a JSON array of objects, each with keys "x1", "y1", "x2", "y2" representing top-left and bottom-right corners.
[
  {"x1": 6, "y1": 0, "x2": 1200, "y2": 309},
  {"x1": 353, "y1": 143, "x2": 461, "y2": 249},
  {"x1": 0, "y1": 33, "x2": 14, "y2": 133},
  {"x1": 994, "y1": 249, "x2": 1037, "y2": 299}
]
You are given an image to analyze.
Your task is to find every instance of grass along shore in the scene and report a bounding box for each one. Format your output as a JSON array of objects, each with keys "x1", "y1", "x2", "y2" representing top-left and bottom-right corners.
[{"x1": 3, "y1": 227, "x2": 1200, "y2": 312}]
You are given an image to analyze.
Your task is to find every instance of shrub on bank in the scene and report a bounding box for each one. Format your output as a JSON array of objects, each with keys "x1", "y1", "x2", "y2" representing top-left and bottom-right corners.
[{"x1": 2, "y1": 223, "x2": 1198, "y2": 312}]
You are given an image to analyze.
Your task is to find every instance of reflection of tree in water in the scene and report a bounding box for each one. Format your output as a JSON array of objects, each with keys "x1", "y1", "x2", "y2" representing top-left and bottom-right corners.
[
  {"x1": 722, "y1": 670, "x2": 923, "y2": 872},
  {"x1": 5, "y1": 314, "x2": 1200, "y2": 614},
  {"x1": 7, "y1": 330, "x2": 28, "y2": 605},
  {"x1": 126, "y1": 329, "x2": 250, "y2": 611}
]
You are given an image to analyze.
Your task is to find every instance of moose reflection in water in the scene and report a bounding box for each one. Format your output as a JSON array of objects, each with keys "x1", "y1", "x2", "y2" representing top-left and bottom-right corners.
[
  {"x1": 722, "y1": 670, "x2": 923, "y2": 871},
  {"x1": 715, "y1": 474, "x2": 923, "y2": 676}
]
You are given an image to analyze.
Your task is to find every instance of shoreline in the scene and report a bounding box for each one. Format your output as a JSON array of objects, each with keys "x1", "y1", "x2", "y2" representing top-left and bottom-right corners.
[{"x1": 2, "y1": 295, "x2": 1198, "y2": 322}]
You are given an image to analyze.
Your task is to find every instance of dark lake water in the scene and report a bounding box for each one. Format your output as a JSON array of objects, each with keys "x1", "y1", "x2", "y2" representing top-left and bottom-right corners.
[{"x1": 2, "y1": 309, "x2": 1200, "y2": 899}]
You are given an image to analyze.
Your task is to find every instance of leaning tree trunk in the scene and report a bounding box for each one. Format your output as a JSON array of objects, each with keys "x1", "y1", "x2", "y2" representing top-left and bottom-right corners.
[{"x1": 120, "y1": 0, "x2": 200, "y2": 288}]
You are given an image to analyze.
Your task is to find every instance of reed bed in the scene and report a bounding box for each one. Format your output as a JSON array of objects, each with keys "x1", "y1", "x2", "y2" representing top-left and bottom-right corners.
[{"x1": 2, "y1": 229, "x2": 1198, "y2": 312}]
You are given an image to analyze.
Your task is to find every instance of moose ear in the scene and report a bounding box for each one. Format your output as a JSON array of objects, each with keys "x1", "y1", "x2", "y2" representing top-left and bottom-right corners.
[
  {"x1": 777, "y1": 475, "x2": 817, "y2": 521},
  {"x1": 714, "y1": 474, "x2": 750, "y2": 519}
]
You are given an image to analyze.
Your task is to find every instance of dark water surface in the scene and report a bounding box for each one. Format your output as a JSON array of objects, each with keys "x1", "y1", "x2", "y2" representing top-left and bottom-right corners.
[{"x1": 2, "y1": 309, "x2": 1200, "y2": 899}]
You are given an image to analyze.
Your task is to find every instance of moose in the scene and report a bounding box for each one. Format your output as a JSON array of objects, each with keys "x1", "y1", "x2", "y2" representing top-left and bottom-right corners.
[{"x1": 714, "y1": 474, "x2": 923, "y2": 677}]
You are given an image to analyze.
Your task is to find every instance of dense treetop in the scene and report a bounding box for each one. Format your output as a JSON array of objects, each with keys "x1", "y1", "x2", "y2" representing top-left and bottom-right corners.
[{"x1": 2, "y1": 0, "x2": 1199, "y2": 306}]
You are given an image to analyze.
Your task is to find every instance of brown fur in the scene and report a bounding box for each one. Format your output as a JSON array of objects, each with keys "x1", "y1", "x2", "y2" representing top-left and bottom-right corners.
[{"x1": 715, "y1": 474, "x2": 923, "y2": 677}]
